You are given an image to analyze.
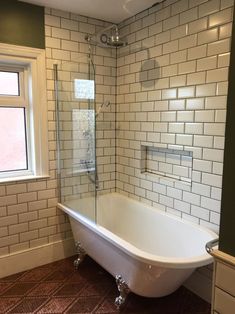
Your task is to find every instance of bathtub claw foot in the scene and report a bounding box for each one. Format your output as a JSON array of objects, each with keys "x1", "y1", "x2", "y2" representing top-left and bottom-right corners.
[
  {"x1": 74, "y1": 242, "x2": 86, "y2": 270},
  {"x1": 115, "y1": 275, "x2": 130, "y2": 310}
]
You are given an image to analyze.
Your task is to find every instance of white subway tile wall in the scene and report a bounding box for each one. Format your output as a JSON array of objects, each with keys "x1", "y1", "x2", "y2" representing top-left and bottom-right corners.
[
  {"x1": 117, "y1": 0, "x2": 234, "y2": 233},
  {"x1": 0, "y1": 9, "x2": 116, "y2": 257},
  {"x1": 0, "y1": 0, "x2": 234, "y2": 264}
]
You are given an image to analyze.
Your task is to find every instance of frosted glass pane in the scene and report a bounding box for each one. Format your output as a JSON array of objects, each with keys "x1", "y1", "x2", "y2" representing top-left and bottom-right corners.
[
  {"x1": 0, "y1": 107, "x2": 27, "y2": 172},
  {"x1": 74, "y1": 79, "x2": 94, "y2": 99},
  {"x1": 0, "y1": 71, "x2": 19, "y2": 96},
  {"x1": 72, "y1": 109, "x2": 95, "y2": 172}
]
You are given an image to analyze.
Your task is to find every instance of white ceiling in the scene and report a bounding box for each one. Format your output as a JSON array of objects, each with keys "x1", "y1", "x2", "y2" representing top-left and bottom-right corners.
[{"x1": 20, "y1": 0, "x2": 163, "y2": 23}]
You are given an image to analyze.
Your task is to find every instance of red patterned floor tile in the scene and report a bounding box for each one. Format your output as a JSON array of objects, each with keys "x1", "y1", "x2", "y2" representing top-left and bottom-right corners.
[
  {"x1": 2, "y1": 283, "x2": 36, "y2": 296},
  {"x1": 43, "y1": 269, "x2": 72, "y2": 282},
  {"x1": 28, "y1": 282, "x2": 60, "y2": 296},
  {"x1": 175, "y1": 288, "x2": 211, "y2": 314},
  {"x1": 95, "y1": 298, "x2": 119, "y2": 313},
  {"x1": 39, "y1": 261, "x2": 61, "y2": 270},
  {"x1": 8, "y1": 297, "x2": 47, "y2": 313},
  {"x1": 123, "y1": 294, "x2": 180, "y2": 314},
  {"x1": 57, "y1": 258, "x2": 75, "y2": 269},
  {"x1": 66, "y1": 272, "x2": 86, "y2": 283},
  {"x1": 66, "y1": 296, "x2": 101, "y2": 313},
  {"x1": 0, "y1": 297, "x2": 21, "y2": 313},
  {"x1": 0, "y1": 272, "x2": 24, "y2": 282},
  {"x1": 79, "y1": 283, "x2": 112, "y2": 297},
  {"x1": 19, "y1": 268, "x2": 52, "y2": 282},
  {"x1": 0, "y1": 256, "x2": 211, "y2": 314},
  {"x1": 0, "y1": 283, "x2": 13, "y2": 295},
  {"x1": 54, "y1": 282, "x2": 85, "y2": 296},
  {"x1": 36, "y1": 297, "x2": 75, "y2": 313}
]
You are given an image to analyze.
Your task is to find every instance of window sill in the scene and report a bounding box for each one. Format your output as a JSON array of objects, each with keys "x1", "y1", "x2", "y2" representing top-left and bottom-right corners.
[{"x1": 0, "y1": 174, "x2": 50, "y2": 184}]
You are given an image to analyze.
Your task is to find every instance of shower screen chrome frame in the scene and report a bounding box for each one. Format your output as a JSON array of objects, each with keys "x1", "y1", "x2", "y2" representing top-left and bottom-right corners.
[{"x1": 54, "y1": 64, "x2": 62, "y2": 203}]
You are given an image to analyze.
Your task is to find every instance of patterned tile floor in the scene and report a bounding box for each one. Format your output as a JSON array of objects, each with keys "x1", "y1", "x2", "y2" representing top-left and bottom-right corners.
[{"x1": 0, "y1": 256, "x2": 211, "y2": 313}]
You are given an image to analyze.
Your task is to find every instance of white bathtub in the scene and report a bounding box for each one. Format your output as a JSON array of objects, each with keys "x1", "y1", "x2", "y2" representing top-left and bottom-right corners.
[{"x1": 58, "y1": 193, "x2": 217, "y2": 298}]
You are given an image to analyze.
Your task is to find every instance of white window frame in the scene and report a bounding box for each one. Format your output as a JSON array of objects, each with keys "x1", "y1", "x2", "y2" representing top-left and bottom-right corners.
[{"x1": 0, "y1": 43, "x2": 49, "y2": 183}]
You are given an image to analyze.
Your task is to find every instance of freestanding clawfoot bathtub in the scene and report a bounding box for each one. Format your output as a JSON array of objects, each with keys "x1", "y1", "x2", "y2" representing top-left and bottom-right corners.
[{"x1": 58, "y1": 193, "x2": 217, "y2": 309}]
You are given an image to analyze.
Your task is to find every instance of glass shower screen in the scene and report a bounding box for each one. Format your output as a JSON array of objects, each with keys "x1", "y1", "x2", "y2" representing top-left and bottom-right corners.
[{"x1": 55, "y1": 60, "x2": 97, "y2": 222}]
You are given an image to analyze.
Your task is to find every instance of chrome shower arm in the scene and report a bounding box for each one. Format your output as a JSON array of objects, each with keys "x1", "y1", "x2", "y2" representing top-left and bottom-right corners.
[
  {"x1": 94, "y1": 24, "x2": 117, "y2": 37},
  {"x1": 85, "y1": 24, "x2": 117, "y2": 41}
]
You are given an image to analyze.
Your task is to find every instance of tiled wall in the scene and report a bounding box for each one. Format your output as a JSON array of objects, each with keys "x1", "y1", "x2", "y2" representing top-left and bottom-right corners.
[
  {"x1": 0, "y1": 0, "x2": 234, "y2": 272},
  {"x1": 45, "y1": 9, "x2": 116, "y2": 198},
  {"x1": 0, "y1": 8, "x2": 116, "y2": 258},
  {"x1": 116, "y1": 0, "x2": 234, "y2": 233}
]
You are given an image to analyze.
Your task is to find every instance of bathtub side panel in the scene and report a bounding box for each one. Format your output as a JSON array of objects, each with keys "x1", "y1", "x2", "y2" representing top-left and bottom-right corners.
[{"x1": 69, "y1": 217, "x2": 194, "y2": 297}]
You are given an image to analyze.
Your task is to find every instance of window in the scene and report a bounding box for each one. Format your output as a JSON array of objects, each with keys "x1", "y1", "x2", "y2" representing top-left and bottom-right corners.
[
  {"x1": 0, "y1": 107, "x2": 27, "y2": 172},
  {"x1": 74, "y1": 79, "x2": 95, "y2": 100},
  {"x1": 0, "y1": 71, "x2": 19, "y2": 96},
  {"x1": 0, "y1": 43, "x2": 48, "y2": 182}
]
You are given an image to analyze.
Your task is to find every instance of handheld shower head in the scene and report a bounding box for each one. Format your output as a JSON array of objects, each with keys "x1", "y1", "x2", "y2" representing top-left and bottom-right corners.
[{"x1": 96, "y1": 101, "x2": 111, "y2": 117}]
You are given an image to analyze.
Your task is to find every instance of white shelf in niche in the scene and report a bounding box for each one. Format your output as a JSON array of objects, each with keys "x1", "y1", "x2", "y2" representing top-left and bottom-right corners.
[{"x1": 140, "y1": 145, "x2": 193, "y2": 184}]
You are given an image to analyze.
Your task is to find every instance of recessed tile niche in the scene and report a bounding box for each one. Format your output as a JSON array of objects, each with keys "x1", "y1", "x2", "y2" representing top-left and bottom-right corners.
[{"x1": 141, "y1": 145, "x2": 193, "y2": 184}]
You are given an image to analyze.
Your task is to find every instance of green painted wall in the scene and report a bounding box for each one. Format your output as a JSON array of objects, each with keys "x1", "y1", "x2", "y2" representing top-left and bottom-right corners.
[
  {"x1": 0, "y1": 0, "x2": 45, "y2": 49},
  {"x1": 219, "y1": 9, "x2": 235, "y2": 256}
]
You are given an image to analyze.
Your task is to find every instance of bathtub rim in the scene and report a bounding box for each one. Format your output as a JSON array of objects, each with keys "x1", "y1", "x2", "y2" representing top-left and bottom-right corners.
[{"x1": 58, "y1": 193, "x2": 217, "y2": 269}]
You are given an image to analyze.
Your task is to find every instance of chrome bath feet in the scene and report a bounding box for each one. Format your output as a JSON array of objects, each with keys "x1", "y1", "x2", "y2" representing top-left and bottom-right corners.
[
  {"x1": 74, "y1": 242, "x2": 86, "y2": 269},
  {"x1": 115, "y1": 275, "x2": 130, "y2": 310}
]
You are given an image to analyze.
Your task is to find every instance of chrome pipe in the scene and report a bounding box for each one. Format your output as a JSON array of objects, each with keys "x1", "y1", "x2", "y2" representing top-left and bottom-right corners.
[{"x1": 205, "y1": 238, "x2": 219, "y2": 255}]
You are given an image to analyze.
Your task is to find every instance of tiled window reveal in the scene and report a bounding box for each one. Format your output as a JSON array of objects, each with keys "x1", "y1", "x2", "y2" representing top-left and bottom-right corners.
[{"x1": 141, "y1": 145, "x2": 193, "y2": 184}]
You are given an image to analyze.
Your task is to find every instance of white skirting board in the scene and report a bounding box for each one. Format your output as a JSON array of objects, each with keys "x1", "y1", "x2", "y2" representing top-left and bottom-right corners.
[
  {"x1": 184, "y1": 269, "x2": 213, "y2": 303},
  {"x1": 0, "y1": 238, "x2": 76, "y2": 278}
]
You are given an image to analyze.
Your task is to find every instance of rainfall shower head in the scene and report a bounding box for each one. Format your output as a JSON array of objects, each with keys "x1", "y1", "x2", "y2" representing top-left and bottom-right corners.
[
  {"x1": 85, "y1": 24, "x2": 128, "y2": 48},
  {"x1": 102, "y1": 25, "x2": 127, "y2": 47}
]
